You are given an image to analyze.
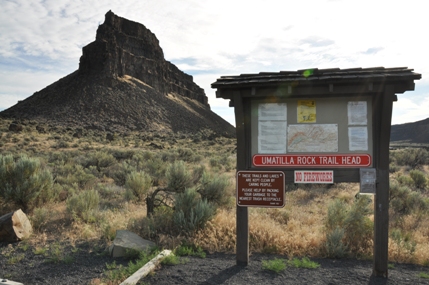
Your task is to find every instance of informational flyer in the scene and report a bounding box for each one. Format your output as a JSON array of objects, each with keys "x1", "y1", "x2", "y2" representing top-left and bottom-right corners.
[
  {"x1": 348, "y1": 127, "x2": 368, "y2": 151},
  {"x1": 297, "y1": 100, "x2": 316, "y2": 123},
  {"x1": 258, "y1": 103, "x2": 287, "y2": 153},
  {"x1": 348, "y1": 101, "x2": 367, "y2": 125}
]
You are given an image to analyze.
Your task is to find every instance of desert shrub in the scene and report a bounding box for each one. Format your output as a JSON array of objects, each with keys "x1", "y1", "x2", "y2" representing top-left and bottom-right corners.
[
  {"x1": 197, "y1": 172, "x2": 230, "y2": 207},
  {"x1": 125, "y1": 171, "x2": 152, "y2": 202},
  {"x1": 409, "y1": 169, "x2": 427, "y2": 189},
  {"x1": 66, "y1": 189, "x2": 100, "y2": 223},
  {"x1": 108, "y1": 149, "x2": 135, "y2": 160},
  {"x1": 177, "y1": 148, "x2": 195, "y2": 162},
  {"x1": 390, "y1": 179, "x2": 429, "y2": 215},
  {"x1": 209, "y1": 157, "x2": 220, "y2": 168},
  {"x1": 397, "y1": 174, "x2": 414, "y2": 187},
  {"x1": 191, "y1": 164, "x2": 206, "y2": 184},
  {"x1": 105, "y1": 161, "x2": 135, "y2": 186},
  {"x1": 389, "y1": 162, "x2": 400, "y2": 173},
  {"x1": 173, "y1": 188, "x2": 216, "y2": 234},
  {"x1": 391, "y1": 148, "x2": 429, "y2": 169},
  {"x1": 324, "y1": 195, "x2": 373, "y2": 257},
  {"x1": 142, "y1": 157, "x2": 167, "y2": 186},
  {"x1": 31, "y1": 207, "x2": 49, "y2": 232},
  {"x1": 325, "y1": 227, "x2": 348, "y2": 258},
  {"x1": 55, "y1": 164, "x2": 97, "y2": 188},
  {"x1": 0, "y1": 154, "x2": 54, "y2": 212},
  {"x1": 166, "y1": 160, "x2": 193, "y2": 193},
  {"x1": 390, "y1": 229, "x2": 416, "y2": 262}
]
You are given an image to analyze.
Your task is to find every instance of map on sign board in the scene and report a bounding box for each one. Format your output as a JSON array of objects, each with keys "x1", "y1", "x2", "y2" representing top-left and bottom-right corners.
[{"x1": 287, "y1": 124, "x2": 338, "y2": 152}]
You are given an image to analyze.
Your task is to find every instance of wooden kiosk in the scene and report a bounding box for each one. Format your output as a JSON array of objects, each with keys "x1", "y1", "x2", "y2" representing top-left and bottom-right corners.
[{"x1": 212, "y1": 67, "x2": 421, "y2": 277}]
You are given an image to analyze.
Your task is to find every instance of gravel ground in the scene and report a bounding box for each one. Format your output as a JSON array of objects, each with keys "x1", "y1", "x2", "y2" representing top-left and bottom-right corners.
[
  {"x1": 2, "y1": 241, "x2": 429, "y2": 285},
  {"x1": 144, "y1": 252, "x2": 429, "y2": 285}
]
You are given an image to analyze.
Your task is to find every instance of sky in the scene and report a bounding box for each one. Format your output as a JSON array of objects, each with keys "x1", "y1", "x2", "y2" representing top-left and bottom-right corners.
[{"x1": 1, "y1": 0, "x2": 428, "y2": 127}]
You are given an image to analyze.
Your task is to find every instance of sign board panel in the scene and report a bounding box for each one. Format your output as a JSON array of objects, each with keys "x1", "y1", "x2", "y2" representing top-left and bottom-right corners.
[
  {"x1": 294, "y1": 170, "x2": 334, "y2": 184},
  {"x1": 236, "y1": 171, "x2": 285, "y2": 207},
  {"x1": 250, "y1": 98, "x2": 374, "y2": 168},
  {"x1": 253, "y1": 154, "x2": 371, "y2": 168}
]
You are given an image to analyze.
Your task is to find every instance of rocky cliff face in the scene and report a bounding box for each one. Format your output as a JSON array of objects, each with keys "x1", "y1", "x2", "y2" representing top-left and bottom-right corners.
[
  {"x1": 0, "y1": 11, "x2": 234, "y2": 136},
  {"x1": 79, "y1": 11, "x2": 208, "y2": 105}
]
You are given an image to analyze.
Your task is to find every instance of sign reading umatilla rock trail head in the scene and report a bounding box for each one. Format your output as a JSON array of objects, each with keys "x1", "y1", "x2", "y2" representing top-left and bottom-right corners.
[
  {"x1": 236, "y1": 171, "x2": 285, "y2": 207},
  {"x1": 212, "y1": 67, "x2": 421, "y2": 277}
]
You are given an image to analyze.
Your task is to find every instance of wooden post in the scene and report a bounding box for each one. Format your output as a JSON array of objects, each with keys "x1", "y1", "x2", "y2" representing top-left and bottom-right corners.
[
  {"x1": 372, "y1": 86, "x2": 394, "y2": 277},
  {"x1": 233, "y1": 91, "x2": 249, "y2": 266}
]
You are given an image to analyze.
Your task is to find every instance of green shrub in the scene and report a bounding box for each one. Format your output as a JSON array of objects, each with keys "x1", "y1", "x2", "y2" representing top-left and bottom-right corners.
[
  {"x1": 288, "y1": 257, "x2": 320, "y2": 269},
  {"x1": 324, "y1": 195, "x2": 373, "y2": 257},
  {"x1": 174, "y1": 243, "x2": 206, "y2": 258},
  {"x1": 391, "y1": 148, "x2": 429, "y2": 169},
  {"x1": 390, "y1": 229, "x2": 416, "y2": 261},
  {"x1": 166, "y1": 161, "x2": 193, "y2": 193},
  {"x1": 173, "y1": 188, "x2": 215, "y2": 234},
  {"x1": 0, "y1": 154, "x2": 54, "y2": 212},
  {"x1": 66, "y1": 189, "x2": 100, "y2": 223},
  {"x1": 409, "y1": 169, "x2": 427, "y2": 189},
  {"x1": 390, "y1": 179, "x2": 429, "y2": 215},
  {"x1": 197, "y1": 172, "x2": 230, "y2": 207},
  {"x1": 125, "y1": 171, "x2": 152, "y2": 202},
  {"x1": 142, "y1": 158, "x2": 167, "y2": 186},
  {"x1": 324, "y1": 227, "x2": 348, "y2": 258},
  {"x1": 31, "y1": 207, "x2": 49, "y2": 232},
  {"x1": 397, "y1": 175, "x2": 414, "y2": 187},
  {"x1": 262, "y1": 258, "x2": 287, "y2": 273},
  {"x1": 191, "y1": 164, "x2": 206, "y2": 184}
]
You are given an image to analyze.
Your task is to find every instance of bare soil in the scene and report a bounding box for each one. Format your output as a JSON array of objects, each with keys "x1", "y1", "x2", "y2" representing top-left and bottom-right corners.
[
  {"x1": 2, "y1": 241, "x2": 429, "y2": 285},
  {"x1": 144, "y1": 252, "x2": 429, "y2": 285}
]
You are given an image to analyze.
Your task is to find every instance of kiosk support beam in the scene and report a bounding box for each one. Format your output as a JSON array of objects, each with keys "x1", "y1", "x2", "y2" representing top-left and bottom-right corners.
[
  {"x1": 234, "y1": 92, "x2": 249, "y2": 266},
  {"x1": 373, "y1": 86, "x2": 394, "y2": 277}
]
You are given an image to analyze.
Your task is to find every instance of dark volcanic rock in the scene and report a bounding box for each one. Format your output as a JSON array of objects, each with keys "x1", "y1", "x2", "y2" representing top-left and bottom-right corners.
[{"x1": 0, "y1": 11, "x2": 235, "y2": 137}]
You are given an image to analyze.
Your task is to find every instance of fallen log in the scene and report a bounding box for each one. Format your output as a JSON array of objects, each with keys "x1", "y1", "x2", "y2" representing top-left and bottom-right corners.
[{"x1": 0, "y1": 209, "x2": 33, "y2": 242}]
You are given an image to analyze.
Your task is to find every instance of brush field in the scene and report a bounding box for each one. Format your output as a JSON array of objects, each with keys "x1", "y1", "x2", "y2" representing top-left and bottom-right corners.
[{"x1": 1, "y1": 118, "x2": 429, "y2": 284}]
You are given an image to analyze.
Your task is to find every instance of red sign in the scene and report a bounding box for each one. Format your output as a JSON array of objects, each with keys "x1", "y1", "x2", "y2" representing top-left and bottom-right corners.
[
  {"x1": 253, "y1": 154, "x2": 371, "y2": 167},
  {"x1": 236, "y1": 171, "x2": 285, "y2": 207}
]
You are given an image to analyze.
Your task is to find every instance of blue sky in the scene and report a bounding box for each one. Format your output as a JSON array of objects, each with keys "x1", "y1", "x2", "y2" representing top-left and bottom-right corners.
[{"x1": 1, "y1": 0, "x2": 428, "y2": 126}]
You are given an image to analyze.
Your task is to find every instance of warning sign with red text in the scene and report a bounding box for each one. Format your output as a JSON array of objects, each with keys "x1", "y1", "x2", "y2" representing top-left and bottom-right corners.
[
  {"x1": 237, "y1": 171, "x2": 285, "y2": 207},
  {"x1": 253, "y1": 154, "x2": 371, "y2": 168},
  {"x1": 294, "y1": 171, "x2": 334, "y2": 184}
]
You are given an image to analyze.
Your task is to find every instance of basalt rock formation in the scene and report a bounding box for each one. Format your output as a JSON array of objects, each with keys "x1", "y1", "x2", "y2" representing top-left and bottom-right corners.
[
  {"x1": 1, "y1": 11, "x2": 235, "y2": 136},
  {"x1": 391, "y1": 117, "x2": 429, "y2": 144}
]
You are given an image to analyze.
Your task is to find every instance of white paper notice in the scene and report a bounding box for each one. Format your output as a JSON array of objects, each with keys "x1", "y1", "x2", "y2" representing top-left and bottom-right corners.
[
  {"x1": 258, "y1": 136, "x2": 287, "y2": 153},
  {"x1": 348, "y1": 127, "x2": 368, "y2": 151},
  {"x1": 259, "y1": 103, "x2": 287, "y2": 121},
  {"x1": 258, "y1": 121, "x2": 287, "y2": 137},
  {"x1": 258, "y1": 103, "x2": 287, "y2": 154},
  {"x1": 348, "y1": 101, "x2": 367, "y2": 125}
]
